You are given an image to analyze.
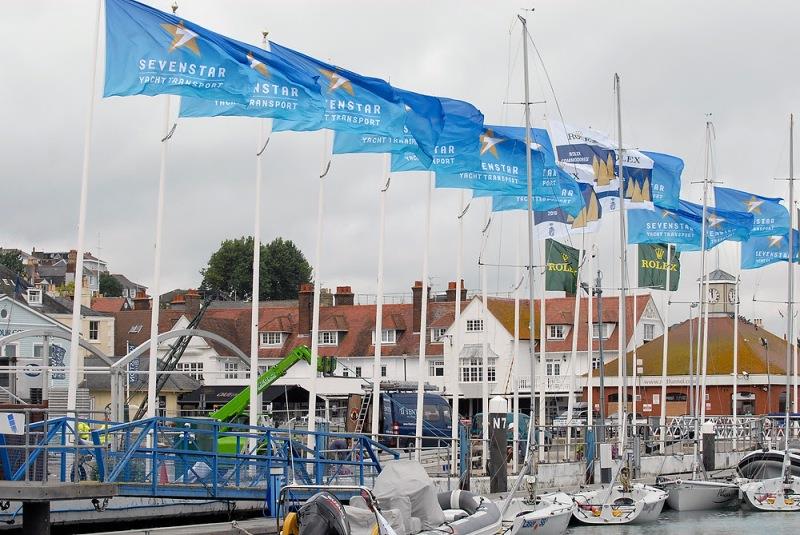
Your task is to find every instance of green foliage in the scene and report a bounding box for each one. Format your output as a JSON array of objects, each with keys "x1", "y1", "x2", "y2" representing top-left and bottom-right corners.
[
  {"x1": 0, "y1": 249, "x2": 24, "y2": 277},
  {"x1": 200, "y1": 236, "x2": 312, "y2": 301},
  {"x1": 99, "y1": 272, "x2": 123, "y2": 297}
]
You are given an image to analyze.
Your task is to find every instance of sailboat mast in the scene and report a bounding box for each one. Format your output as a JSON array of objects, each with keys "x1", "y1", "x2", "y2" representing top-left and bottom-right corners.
[
  {"x1": 614, "y1": 73, "x2": 629, "y2": 452},
  {"x1": 784, "y1": 114, "x2": 795, "y2": 480},
  {"x1": 519, "y1": 13, "x2": 537, "y2": 476}
]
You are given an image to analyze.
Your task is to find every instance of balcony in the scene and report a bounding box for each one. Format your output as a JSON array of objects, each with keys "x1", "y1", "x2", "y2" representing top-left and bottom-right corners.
[{"x1": 517, "y1": 375, "x2": 579, "y2": 393}]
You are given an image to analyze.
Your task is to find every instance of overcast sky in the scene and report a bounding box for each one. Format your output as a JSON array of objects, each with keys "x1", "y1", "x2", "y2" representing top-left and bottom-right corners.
[{"x1": 3, "y1": 0, "x2": 800, "y2": 336}]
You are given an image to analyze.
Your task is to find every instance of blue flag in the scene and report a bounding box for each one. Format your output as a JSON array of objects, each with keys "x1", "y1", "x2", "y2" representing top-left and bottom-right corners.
[
  {"x1": 741, "y1": 230, "x2": 800, "y2": 269},
  {"x1": 676, "y1": 200, "x2": 754, "y2": 251},
  {"x1": 332, "y1": 88, "x2": 445, "y2": 166},
  {"x1": 627, "y1": 205, "x2": 703, "y2": 247},
  {"x1": 390, "y1": 97, "x2": 484, "y2": 174},
  {"x1": 269, "y1": 41, "x2": 405, "y2": 135},
  {"x1": 437, "y1": 126, "x2": 583, "y2": 215},
  {"x1": 104, "y1": 0, "x2": 268, "y2": 103},
  {"x1": 643, "y1": 151, "x2": 683, "y2": 210},
  {"x1": 178, "y1": 45, "x2": 324, "y2": 122},
  {"x1": 713, "y1": 186, "x2": 789, "y2": 237}
]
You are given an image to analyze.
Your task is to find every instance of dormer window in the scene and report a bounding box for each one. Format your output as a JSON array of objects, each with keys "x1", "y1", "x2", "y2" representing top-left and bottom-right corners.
[
  {"x1": 260, "y1": 331, "x2": 287, "y2": 347},
  {"x1": 592, "y1": 323, "x2": 613, "y2": 340},
  {"x1": 318, "y1": 331, "x2": 339, "y2": 346},
  {"x1": 431, "y1": 328, "x2": 447, "y2": 343},
  {"x1": 547, "y1": 325, "x2": 567, "y2": 340},
  {"x1": 371, "y1": 329, "x2": 396, "y2": 345},
  {"x1": 26, "y1": 289, "x2": 42, "y2": 306}
]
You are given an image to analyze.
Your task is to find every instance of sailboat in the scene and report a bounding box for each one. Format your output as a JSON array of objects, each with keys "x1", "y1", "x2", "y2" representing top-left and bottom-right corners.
[
  {"x1": 497, "y1": 16, "x2": 575, "y2": 535},
  {"x1": 740, "y1": 114, "x2": 800, "y2": 512},
  {"x1": 570, "y1": 73, "x2": 666, "y2": 526},
  {"x1": 658, "y1": 122, "x2": 740, "y2": 511}
]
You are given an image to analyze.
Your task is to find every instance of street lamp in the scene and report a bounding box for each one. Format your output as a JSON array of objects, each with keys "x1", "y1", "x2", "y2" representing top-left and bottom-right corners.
[{"x1": 581, "y1": 270, "x2": 606, "y2": 442}]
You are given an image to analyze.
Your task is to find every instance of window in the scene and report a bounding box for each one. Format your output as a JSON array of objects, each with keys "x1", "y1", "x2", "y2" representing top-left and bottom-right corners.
[
  {"x1": 355, "y1": 366, "x2": 362, "y2": 377},
  {"x1": 33, "y1": 344, "x2": 44, "y2": 359},
  {"x1": 89, "y1": 320, "x2": 99, "y2": 341},
  {"x1": 428, "y1": 360, "x2": 445, "y2": 377},
  {"x1": 546, "y1": 360, "x2": 561, "y2": 376},
  {"x1": 643, "y1": 323, "x2": 655, "y2": 341},
  {"x1": 260, "y1": 332, "x2": 285, "y2": 347},
  {"x1": 381, "y1": 365, "x2": 387, "y2": 377},
  {"x1": 129, "y1": 324, "x2": 143, "y2": 334},
  {"x1": 459, "y1": 355, "x2": 497, "y2": 383},
  {"x1": 547, "y1": 325, "x2": 567, "y2": 340},
  {"x1": 466, "y1": 319, "x2": 483, "y2": 332},
  {"x1": 592, "y1": 355, "x2": 601, "y2": 370},
  {"x1": 342, "y1": 369, "x2": 350, "y2": 378},
  {"x1": 177, "y1": 362, "x2": 204, "y2": 381},
  {"x1": 371, "y1": 329, "x2": 397, "y2": 345},
  {"x1": 318, "y1": 331, "x2": 338, "y2": 346},
  {"x1": 431, "y1": 328, "x2": 447, "y2": 342},
  {"x1": 592, "y1": 323, "x2": 613, "y2": 339},
  {"x1": 224, "y1": 361, "x2": 239, "y2": 379},
  {"x1": 2, "y1": 345, "x2": 17, "y2": 358},
  {"x1": 158, "y1": 395, "x2": 167, "y2": 418},
  {"x1": 26, "y1": 289, "x2": 42, "y2": 305}
]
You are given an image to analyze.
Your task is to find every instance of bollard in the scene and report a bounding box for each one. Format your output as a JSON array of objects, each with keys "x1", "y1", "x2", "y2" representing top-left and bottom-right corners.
[
  {"x1": 23, "y1": 501, "x2": 50, "y2": 535},
  {"x1": 488, "y1": 396, "x2": 508, "y2": 493},
  {"x1": 702, "y1": 421, "x2": 716, "y2": 472}
]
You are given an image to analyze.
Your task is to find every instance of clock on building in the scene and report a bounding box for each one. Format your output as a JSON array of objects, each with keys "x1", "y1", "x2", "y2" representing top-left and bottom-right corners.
[
  {"x1": 728, "y1": 288, "x2": 737, "y2": 304},
  {"x1": 708, "y1": 288, "x2": 720, "y2": 303}
]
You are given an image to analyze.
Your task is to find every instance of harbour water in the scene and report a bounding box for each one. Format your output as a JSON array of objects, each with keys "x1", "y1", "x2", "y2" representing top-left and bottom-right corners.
[{"x1": 566, "y1": 508, "x2": 799, "y2": 534}]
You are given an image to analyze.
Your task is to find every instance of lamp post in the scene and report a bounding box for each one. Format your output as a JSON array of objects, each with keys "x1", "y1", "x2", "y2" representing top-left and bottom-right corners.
[{"x1": 581, "y1": 270, "x2": 606, "y2": 442}]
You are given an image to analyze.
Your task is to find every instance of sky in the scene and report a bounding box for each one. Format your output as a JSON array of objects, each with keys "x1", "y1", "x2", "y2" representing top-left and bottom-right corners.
[{"x1": 3, "y1": 0, "x2": 800, "y2": 337}]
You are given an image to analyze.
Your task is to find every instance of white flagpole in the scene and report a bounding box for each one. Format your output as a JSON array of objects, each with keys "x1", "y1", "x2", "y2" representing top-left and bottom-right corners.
[
  {"x1": 372, "y1": 154, "x2": 390, "y2": 440},
  {"x1": 145, "y1": 95, "x2": 173, "y2": 419},
  {"x1": 566, "y1": 243, "x2": 583, "y2": 450},
  {"x1": 659, "y1": 243, "x2": 673, "y2": 453},
  {"x1": 586, "y1": 254, "x2": 594, "y2": 429},
  {"x1": 733, "y1": 270, "x2": 740, "y2": 451},
  {"x1": 512, "y1": 215, "x2": 521, "y2": 473},
  {"x1": 249, "y1": 118, "x2": 271, "y2": 434},
  {"x1": 307, "y1": 129, "x2": 331, "y2": 438},
  {"x1": 537, "y1": 241, "x2": 546, "y2": 460},
  {"x1": 632, "y1": 290, "x2": 639, "y2": 426},
  {"x1": 414, "y1": 171, "x2": 433, "y2": 460},
  {"x1": 67, "y1": 0, "x2": 101, "y2": 415},
  {"x1": 480, "y1": 207, "x2": 490, "y2": 471},
  {"x1": 451, "y1": 190, "x2": 466, "y2": 476},
  {"x1": 699, "y1": 122, "x2": 713, "y2": 424},
  {"x1": 615, "y1": 73, "x2": 628, "y2": 451}
]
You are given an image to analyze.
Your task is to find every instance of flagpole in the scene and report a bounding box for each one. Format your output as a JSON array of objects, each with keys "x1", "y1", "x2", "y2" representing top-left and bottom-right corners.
[
  {"x1": 512, "y1": 215, "x2": 521, "y2": 473},
  {"x1": 67, "y1": 0, "x2": 101, "y2": 416},
  {"x1": 784, "y1": 113, "x2": 794, "y2": 473},
  {"x1": 372, "y1": 154, "x2": 389, "y2": 441},
  {"x1": 632, "y1": 290, "x2": 638, "y2": 435},
  {"x1": 451, "y1": 191, "x2": 466, "y2": 476},
  {"x1": 307, "y1": 129, "x2": 331, "y2": 439},
  {"x1": 659, "y1": 243, "x2": 673, "y2": 453},
  {"x1": 566, "y1": 243, "x2": 584, "y2": 452},
  {"x1": 414, "y1": 171, "x2": 433, "y2": 460},
  {"x1": 733, "y1": 269, "x2": 740, "y2": 451},
  {"x1": 586, "y1": 252, "x2": 594, "y2": 431},
  {"x1": 699, "y1": 122, "x2": 713, "y2": 425},
  {"x1": 615, "y1": 73, "x2": 629, "y2": 451},
  {"x1": 538, "y1": 242, "x2": 547, "y2": 461},
  {"x1": 145, "y1": 95, "x2": 173, "y2": 420},
  {"x1": 480, "y1": 206, "x2": 490, "y2": 472}
]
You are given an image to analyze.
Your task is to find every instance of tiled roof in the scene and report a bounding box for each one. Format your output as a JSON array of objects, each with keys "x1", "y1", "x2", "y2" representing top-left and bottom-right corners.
[
  {"x1": 601, "y1": 315, "x2": 791, "y2": 376},
  {"x1": 91, "y1": 297, "x2": 129, "y2": 313}
]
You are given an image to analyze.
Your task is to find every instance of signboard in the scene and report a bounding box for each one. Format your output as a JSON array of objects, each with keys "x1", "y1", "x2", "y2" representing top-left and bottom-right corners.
[
  {"x1": 652, "y1": 394, "x2": 660, "y2": 404},
  {"x1": 642, "y1": 404, "x2": 652, "y2": 413},
  {"x1": 0, "y1": 413, "x2": 25, "y2": 435}
]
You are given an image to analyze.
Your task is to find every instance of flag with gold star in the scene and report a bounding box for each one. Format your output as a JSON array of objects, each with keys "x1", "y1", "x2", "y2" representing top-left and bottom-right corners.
[
  {"x1": 440, "y1": 126, "x2": 584, "y2": 215},
  {"x1": 627, "y1": 204, "x2": 703, "y2": 246},
  {"x1": 104, "y1": 0, "x2": 278, "y2": 103},
  {"x1": 676, "y1": 200, "x2": 754, "y2": 251},
  {"x1": 741, "y1": 230, "x2": 799, "y2": 269},
  {"x1": 714, "y1": 186, "x2": 789, "y2": 237},
  {"x1": 269, "y1": 41, "x2": 406, "y2": 136}
]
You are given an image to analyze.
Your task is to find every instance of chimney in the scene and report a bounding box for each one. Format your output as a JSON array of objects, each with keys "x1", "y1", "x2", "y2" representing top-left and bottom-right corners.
[
  {"x1": 185, "y1": 289, "x2": 202, "y2": 317},
  {"x1": 320, "y1": 288, "x2": 333, "y2": 307},
  {"x1": 133, "y1": 290, "x2": 151, "y2": 311},
  {"x1": 335, "y1": 286, "x2": 354, "y2": 306},
  {"x1": 26, "y1": 255, "x2": 38, "y2": 284},
  {"x1": 446, "y1": 280, "x2": 467, "y2": 302},
  {"x1": 66, "y1": 249, "x2": 77, "y2": 282},
  {"x1": 81, "y1": 275, "x2": 91, "y2": 309},
  {"x1": 298, "y1": 283, "x2": 314, "y2": 335},
  {"x1": 412, "y1": 281, "x2": 431, "y2": 333},
  {"x1": 170, "y1": 292, "x2": 186, "y2": 310}
]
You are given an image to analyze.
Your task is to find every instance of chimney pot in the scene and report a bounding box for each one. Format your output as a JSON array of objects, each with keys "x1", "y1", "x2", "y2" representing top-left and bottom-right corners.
[
  {"x1": 446, "y1": 280, "x2": 467, "y2": 302},
  {"x1": 298, "y1": 283, "x2": 314, "y2": 335},
  {"x1": 335, "y1": 285, "x2": 354, "y2": 306},
  {"x1": 412, "y1": 281, "x2": 431, "y2": 333}
]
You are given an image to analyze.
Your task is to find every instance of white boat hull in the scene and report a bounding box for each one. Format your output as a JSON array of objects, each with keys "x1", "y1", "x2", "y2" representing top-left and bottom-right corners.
[
  {"x1": 661, "y1": 479, "x2": 740, "y2": 511},
  {"x1": 503, "y1": 493, "x2": 574, "y2": 535},
  {"x1": 740, "y1": 476, "x2": 800, "y2": 512},
  {"x1": 571, "y1": 484, "x2": 667, "y2": 525}
]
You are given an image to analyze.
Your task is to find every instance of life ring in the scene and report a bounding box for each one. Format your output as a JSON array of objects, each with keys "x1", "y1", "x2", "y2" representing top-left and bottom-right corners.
[{"x1": 281, "y1": 512, "x2": 299, "y2": 535}]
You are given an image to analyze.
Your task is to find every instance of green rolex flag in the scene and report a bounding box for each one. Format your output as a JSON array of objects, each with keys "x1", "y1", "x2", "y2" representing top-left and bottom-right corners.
[
  {"x1": 638, "y1": 243, "x2": 680, "y2": 291},
  {"x1": 545, "y1": 239, "x2": 580, "y2": 293}
]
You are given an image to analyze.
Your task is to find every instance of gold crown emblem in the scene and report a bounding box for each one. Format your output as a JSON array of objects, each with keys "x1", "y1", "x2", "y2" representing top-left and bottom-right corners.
[
  {"x1": 561, "y1": 253, "x2": 569, "y2": 262},
  {"x1": 655, "y1": 247, "x2": 665, "y2": 260}
]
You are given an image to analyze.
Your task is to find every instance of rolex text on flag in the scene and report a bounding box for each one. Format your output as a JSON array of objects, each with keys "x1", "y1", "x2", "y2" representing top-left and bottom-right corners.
[
  {"x1": 638, "y1": 244, "x2": 680, "y2": 291},
  {"x1": 545, "y1": 239, "x2": 580, "y2": 294}
]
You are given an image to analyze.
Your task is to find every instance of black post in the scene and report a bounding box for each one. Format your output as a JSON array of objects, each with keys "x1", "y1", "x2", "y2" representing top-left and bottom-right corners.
[
  {"x1": 23, "y1": 501, "x2": 50, "y2": 535},
  {"x1": 488, "y1": 397, "x2": 508, "y2": 493}
]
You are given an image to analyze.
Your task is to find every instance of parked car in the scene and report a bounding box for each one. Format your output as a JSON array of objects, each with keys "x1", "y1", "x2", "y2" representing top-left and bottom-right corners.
[{"x1": 553, "y1": 403, "x2": 601, "y2": 436}]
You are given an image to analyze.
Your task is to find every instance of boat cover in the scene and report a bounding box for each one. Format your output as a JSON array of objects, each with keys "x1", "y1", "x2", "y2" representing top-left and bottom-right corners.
[{"x1": 373, "y1": 459, "x2": 445, "y2": 530}]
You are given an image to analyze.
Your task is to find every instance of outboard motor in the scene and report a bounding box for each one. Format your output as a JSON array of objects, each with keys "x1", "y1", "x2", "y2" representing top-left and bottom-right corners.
[{"x1": 289, "y1": 492, "x2": 351, "y2": 535}]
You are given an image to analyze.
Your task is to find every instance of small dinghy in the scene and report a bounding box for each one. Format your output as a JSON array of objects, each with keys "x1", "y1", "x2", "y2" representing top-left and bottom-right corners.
[
  {"x1": 416, "y1": 490, "x2": 502, "y2": 535},
  {"x1": 502, "y1": 491, "x2": 574, "y2": 535},
  {"x1": 571, "y1": 468, "x2": 666, "y2": 526},
  {"x1": 740, "y1": 476, "x2": 800, "y2": 512},
  {"x1": 658, "y1": 478, "x2": 739, "y2": 511}
]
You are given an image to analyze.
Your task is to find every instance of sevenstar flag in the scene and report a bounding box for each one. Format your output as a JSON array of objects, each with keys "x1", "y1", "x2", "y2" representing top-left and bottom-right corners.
[
  {"x1": 105, "y1": 0, "x2": 269, "y2": 103},
  {"x1": 676, "y1": 200, "x2": 754, "y2": 251},
  {"x1": 643, "y1": 151, "x2": 684, "y2": 210},
  {"x1": 545, "y1": 239, "x2": 580, "y2": 293},
  {"x1": 741, "y1": 230, "x2": 800, "y2": 269},
  {"x1": 627, "y1": 205, "x2": 702, "y2": 247},
  {"x1": 549, "y1": 120, "x2": 655, "y2": 211},
  {"x1": 638, "y1": 244, "x2": 680, "y2": 291},
  {"x1": 714, "y1": 186, "x2": 790, "y2": 237},
  {"x1": 269, "y1": 41, "x2": 406, "y2": 136}
]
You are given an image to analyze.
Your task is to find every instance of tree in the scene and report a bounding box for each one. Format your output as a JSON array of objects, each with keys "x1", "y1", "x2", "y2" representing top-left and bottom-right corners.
[
  {"x1": 200, "y1": 236, "x2": 312, "y2": 301},
  {"x1": 0, "y1": 249, "x2": 24, "y2": 277},
  {"x1": 99, "y1": 272, "x2": 123, "y2": 297}
]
